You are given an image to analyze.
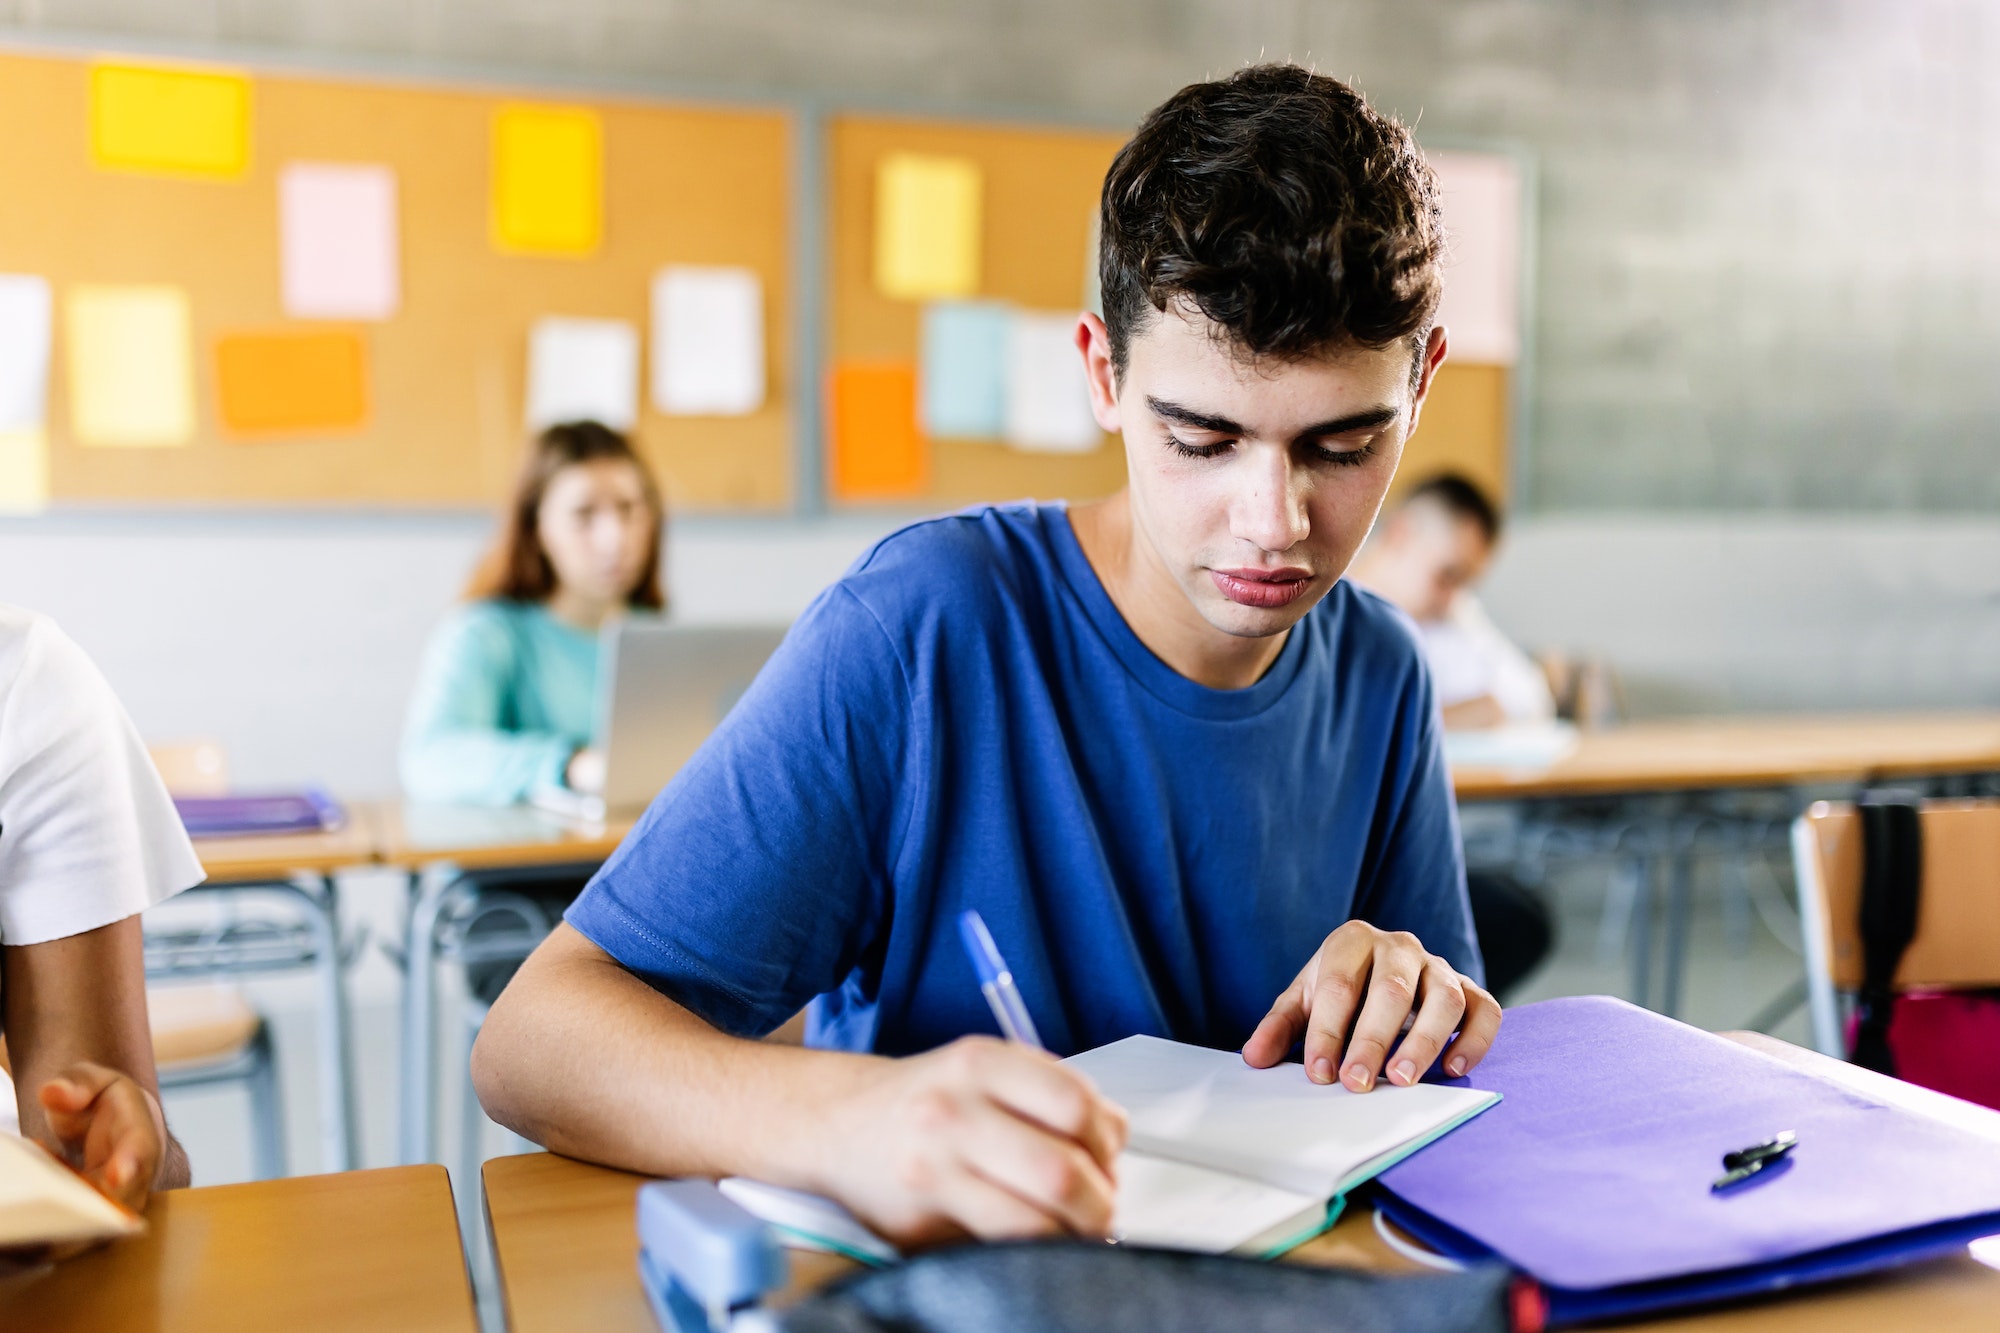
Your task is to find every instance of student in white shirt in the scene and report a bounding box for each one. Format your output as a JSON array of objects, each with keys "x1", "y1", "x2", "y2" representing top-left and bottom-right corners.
[
  {"x1": 1347, "y1": 472, "x2": 1555, "y2": 729},
  {"x1": 0, "y1": 604, "x2": 203, "y2": 1226},
  {"x1": 1348, "y1": 474, "x2": 1556, "y2": 998}
]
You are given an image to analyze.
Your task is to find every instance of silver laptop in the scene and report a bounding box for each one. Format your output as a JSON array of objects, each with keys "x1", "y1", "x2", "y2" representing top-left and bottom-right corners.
[{"x1": 531, "y1": 620, "x2": 788, "y2": 823}]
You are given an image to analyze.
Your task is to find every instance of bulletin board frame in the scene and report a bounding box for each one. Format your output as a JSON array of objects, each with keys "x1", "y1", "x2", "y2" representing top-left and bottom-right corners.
[{"x1": 0, "y1": 31, "x2": 1539, "y2": 521}]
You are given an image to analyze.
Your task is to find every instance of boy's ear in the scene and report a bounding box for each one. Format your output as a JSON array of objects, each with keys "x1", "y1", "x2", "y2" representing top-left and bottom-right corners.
[
  {"x1": 1077, "y1": 312, "x2": 1122, "y2": 433},
  {"x1": 1406, "y1": 325, "x2": 1450, "y2": 433}
]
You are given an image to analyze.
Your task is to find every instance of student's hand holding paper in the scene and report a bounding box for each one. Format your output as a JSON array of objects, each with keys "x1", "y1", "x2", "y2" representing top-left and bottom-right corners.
[
  {"x1": 36, "y1": 1060, "x2": 169, "y2": 1213},
  {"x1": 812, "y1": 1036, "x2": 1128, "y2": 1248},
  {"x1": 1242, "y1": 921, "x2": 1500, "y2": 1093}
]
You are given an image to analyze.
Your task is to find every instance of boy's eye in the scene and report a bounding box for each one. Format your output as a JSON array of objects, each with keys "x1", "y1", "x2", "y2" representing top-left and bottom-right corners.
[
  {"x1": 1311, "y1": 439, "x2": 1378, "y2": 467},
  {"x1": 1167, "y1": 434, "x2": 1231, "y2": 460}
]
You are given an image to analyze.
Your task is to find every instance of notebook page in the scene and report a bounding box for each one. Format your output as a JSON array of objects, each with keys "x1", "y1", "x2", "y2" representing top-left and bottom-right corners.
[
  {"x1": 0, "y1": 1132, "x2": 143, "y2": 1248},
  {"x1": 1112, "y1": 1152, "x2": 1328, "y2": 1255},
  {"x1": 1066, "y1": 1035, "x2": 1499, "y2": 1198}
]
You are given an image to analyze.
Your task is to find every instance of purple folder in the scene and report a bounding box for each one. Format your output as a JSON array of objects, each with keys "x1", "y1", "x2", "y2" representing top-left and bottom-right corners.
[
  {"x1": 1375, "y1": 995, "x2": 2000, "y2": 1325},
  {"x1": 173, "y1": 788, "x2": 345, "y2": 838}
]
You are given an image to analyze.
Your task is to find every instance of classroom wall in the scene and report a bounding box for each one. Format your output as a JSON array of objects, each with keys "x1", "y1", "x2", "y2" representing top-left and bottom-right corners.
[
  {"x1": 3, "y1": 511, "x2": 1996, "y2": 796},
  {"x1": 5, "y1": 0, "x2": 1996, "y2": 510}
]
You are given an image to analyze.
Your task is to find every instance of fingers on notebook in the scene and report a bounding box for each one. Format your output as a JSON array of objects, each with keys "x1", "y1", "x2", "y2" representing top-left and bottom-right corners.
[
  {"x1": 1300, "y1": 927, "x2": 1380, "y2": 1085},
  {"x1": 958, "y1": 1102, "x2": 1119, "y2": 1238},
  {"x1": 1381, "y1": 961, "x2": 1471, "y2": 1086},
  {"x1": 975, "y1": 1041, "x2": 1129, "y2": 1167},
  {"x1": 1327, "y1": 932, "x2": 1434, "y2": 1091},
  {"x1": 1435, "y1": 984, "x2": 1503, "y2": 1079}
]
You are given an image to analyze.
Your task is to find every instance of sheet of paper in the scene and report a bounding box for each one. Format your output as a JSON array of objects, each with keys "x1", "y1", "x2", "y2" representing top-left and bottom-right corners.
[
  {"x1": 1004, "y1": 310, "x2": 1099, "y2": 452},
  {"x1": 0, "y1": 430, "x2": 49, "y2": 514},
  {"x1": 89, "y1": 62, "x2": 250, "y2": 179},
  {"x1": 0, "y1": 1131, "x2": 144, "y2": 1248},
  {"x1": 874, "y1": 152, "x2": 982, "y2": 301},
  {"x1": 0, "y1": 275, "x2": 52, "y2": 432},
  {"x1": 1112, "y1": 1152, "x2": 1326, "y2": 1256},
  {"x1": 1429, "y1": 150, "x2": 1521, "y2": 365},
  {"x1": 215, "y1": 330, "x2": 370, "y2": 436},
  {"x1": 281, "y1": 163, "x2": 400, "y2": 320},
  {"x1": 828, "y1": 362, "x2": 925, "y2": 500},
  {"x1": 65, "y1": 285, "x2": 195, "y2": 447},
  {"x1": 1066, "y1": 1035, "x2": 1498, "y2": 1199},
  {"x1": 919, "y1": 300, "x2": 1008, "y2": 438},
  {"x1": 651, "y1": 265, "x2": 764, "y2": 416},
  {"x1": 492, "y1": 104, "x2": 603, "y2": 257},
  {"x1": 526, "y1": 317, "x2": 639, "y2": 431}
]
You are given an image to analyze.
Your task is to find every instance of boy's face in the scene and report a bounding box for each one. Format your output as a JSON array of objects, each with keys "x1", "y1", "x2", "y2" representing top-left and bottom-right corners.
[
  {"x1": 1376, "y1": 502, "x2": 1495, "y2": 622},
  {"x1": 1082, "y1": 304, "x2": 1445, "y2": 641}
]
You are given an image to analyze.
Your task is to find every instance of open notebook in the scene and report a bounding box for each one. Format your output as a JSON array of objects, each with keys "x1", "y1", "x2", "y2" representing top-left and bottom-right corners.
[
  {"x1": 0, "y1": 1132, "x2": 144, "y2": 1249},
  {"x1": 722, "y1": 1034, "x2": 1497, "y2": 1260}
]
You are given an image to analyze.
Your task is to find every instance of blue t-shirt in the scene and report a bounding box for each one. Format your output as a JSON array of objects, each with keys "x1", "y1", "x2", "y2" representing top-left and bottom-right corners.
[{"x1": 566, "y1": 503, "x2": 1477, "y2": 1058}]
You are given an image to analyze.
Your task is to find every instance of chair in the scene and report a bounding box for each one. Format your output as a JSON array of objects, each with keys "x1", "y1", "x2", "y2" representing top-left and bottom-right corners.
[
  {"x1": 1791, "y1": 798, "x2": 2000, "y2": 1058},
  {"x1": 145, "y1": 741, "x2": 293, "y2": 1177},
  {"x1": 150, "y1": 985, "x2": 286, "y2": 1180}
]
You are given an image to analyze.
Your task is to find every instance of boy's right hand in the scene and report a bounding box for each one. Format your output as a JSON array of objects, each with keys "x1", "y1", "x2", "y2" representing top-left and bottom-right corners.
[{"x1": 808, "y1": 1036, "x2": 1128, "y2": 1249}]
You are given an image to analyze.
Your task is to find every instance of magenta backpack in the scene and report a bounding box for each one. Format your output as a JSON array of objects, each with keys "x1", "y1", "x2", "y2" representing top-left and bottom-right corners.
[{"x1": 1846, "y1": 798, "x2": 2000, "y2": 1111}]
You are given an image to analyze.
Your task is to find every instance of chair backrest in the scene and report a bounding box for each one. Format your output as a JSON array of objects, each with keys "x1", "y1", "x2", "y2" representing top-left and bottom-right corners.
[
  {"x1": 148, "y1": 739, "x2": 229, "y2": 797},
  {"x1": 1796, "y1": 799, "x2": 2000, "y2": 991}
]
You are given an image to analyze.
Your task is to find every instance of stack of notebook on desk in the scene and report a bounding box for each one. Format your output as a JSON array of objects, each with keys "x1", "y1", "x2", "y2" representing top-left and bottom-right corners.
[
  {"x1": 172, "y1": 787, "x2": 344, "y2": 838},
  {"x1": 1373, "y1": 995, "x2": 2000, "y2": 1326}
]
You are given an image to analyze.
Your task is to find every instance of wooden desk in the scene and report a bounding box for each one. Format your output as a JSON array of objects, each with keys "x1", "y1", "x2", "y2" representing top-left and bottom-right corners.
[
  {"x1": 368, "y1": 800, "x2": 636, "y2": 874},
  {"x1": 481, "y1": 1034, "x2": 2000, "y2": 1333},
  {"x1": 162, "y1": 809, "x2": 382, "y2": 1175},
  {"x1": 373, "y1": 801, "x2": 638, "y2": 1170},
  {"x1": 0, "y1": 1166, "x2": 478, "y2": 1333},
  {"x1": 1452, "y1": 711, "x2": 2000, "y2": 802}
]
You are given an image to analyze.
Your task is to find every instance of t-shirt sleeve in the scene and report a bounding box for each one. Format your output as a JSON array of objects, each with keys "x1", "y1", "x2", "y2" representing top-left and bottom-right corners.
[
  {"x1": 399, "y1": 606, "x2": 574, "y2": 805},
  {"x1": 0, "y1": 617, "x2": 206, "y2": 946},
  {"x1": 1352, "y1": 665, "x2": 1485, "y2": 986},
  {"x1": 564, "y1": 584, "x2": 913, "y2": 1037}
]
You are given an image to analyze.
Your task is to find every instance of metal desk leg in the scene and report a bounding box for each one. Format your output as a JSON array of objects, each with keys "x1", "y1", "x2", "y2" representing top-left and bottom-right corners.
[
  {"x1": 400, "y1": 865, "x2": 463, "y2": 1167},
  {"x1": 1627, "y1": 853, "x2": 1657, "y2": 1011},
  {"x1": 274, "y1": 874, "x2": 357, "y2": 1172},
  {"x1": 1660, "y1": 850, "x2": 1695, "y2": 1020}
]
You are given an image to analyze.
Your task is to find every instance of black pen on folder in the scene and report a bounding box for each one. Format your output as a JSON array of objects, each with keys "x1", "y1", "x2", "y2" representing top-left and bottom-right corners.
[{"x1": 1712, "y1": 1130, "x2": 1797, "y2": 1192}]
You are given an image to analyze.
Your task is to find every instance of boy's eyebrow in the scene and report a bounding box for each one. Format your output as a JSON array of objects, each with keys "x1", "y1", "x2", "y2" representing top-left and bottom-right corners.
[{"x1": 1146, "y1": 396, "x2": 1402, "y2": 439}]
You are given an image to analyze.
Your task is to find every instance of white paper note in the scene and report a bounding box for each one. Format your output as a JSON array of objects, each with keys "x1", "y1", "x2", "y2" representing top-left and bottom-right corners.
[
  {"x1": 651, "y1": 266, "x2": 764, "y2": 416},
  {"x1": 1004, "y1": 310, "x2": 1099, "y2": 453},
  {"x1": 280, "y1": 163, "x2": 400, "y2": 320},
  {"x1": 526, "y1": 317, "x2": 639, "y2": 431},
  {"x1": 65, "y1": 284, "x2": 195, "y2": 447},
  {"x1": 0, "y1": 275, "x2": 52, "y2": 432}
]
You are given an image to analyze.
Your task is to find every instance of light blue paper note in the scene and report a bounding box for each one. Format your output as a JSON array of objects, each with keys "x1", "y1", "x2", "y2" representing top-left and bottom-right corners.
[{"x1": 919, "y1": 300, "x2": 1009, "y2": 439}]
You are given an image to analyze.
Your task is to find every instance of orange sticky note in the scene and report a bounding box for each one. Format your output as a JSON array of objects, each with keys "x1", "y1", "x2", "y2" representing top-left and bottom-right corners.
[
  {"x1": 828, "y1": 364, "x2": 926, "y2": 500},
  {"x1": 215, "y1": 330, "x2": 369, "y2": 436}
]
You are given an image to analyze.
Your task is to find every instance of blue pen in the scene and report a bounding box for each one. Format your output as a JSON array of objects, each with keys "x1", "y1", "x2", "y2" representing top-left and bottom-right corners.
[{"x1": 958, "y1": 910, "x2": 1044, "y2": 1050}]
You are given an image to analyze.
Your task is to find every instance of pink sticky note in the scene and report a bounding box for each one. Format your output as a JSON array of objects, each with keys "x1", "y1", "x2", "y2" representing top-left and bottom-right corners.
[{"x1": 280, "y1": 163, "x2": 400, "y2": 320}]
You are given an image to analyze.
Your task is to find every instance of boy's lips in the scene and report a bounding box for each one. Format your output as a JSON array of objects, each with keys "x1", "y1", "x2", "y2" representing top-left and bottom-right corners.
[{"x1": 1209, "y1": 566, "x2": 1313, "y2": 609}]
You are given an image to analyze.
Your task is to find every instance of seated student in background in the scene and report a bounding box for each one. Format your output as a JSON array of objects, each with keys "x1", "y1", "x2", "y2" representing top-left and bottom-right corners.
[
  {"x1": 400, "y1": 421, "x2": 666, "y2": 806},
  {"x1": 1348, "y1": 473, "x2": 1556, "y2": 998},
  {"x1": 474, "y1": 65, "x2": 1501, "y2": 1248},
  {"x1": 1346, "y1": 473, "x2": 1554, "y2": 730},
  {"x1": 0, "y1": 605, "x2": 202, "y2": 1234}
]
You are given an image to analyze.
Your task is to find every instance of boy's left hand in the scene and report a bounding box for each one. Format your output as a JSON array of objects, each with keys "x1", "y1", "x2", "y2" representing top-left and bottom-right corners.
[{"x1": 1241, "y1": 920, "x2": 1501, "y2": 1091}]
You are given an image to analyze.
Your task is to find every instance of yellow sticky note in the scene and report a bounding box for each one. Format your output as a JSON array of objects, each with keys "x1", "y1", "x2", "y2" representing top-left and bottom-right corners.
[
  {"x1": 0, "y1": 429, "x2": 50, "y2": 513},
  {"x1": 90, "y1": 62, "x2": 251, "y2": 179},
  {"x1": 65, "y1": 286, "x2": 196, "y2": 447},
  {"x1": 492, "y1": 104, "x2": 603, "y2": 257},
  {"x1": 874, "y1": 153, "x2": 982, "y2": 301}
]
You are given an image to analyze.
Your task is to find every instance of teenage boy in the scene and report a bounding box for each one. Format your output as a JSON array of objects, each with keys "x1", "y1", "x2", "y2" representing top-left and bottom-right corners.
[
  {"x1": 474, "y1": 65, "x2": 1501, "y2": 1248},
  {"x1": 1347, "y1": 472, "x2": 1556, "y2": 732}
]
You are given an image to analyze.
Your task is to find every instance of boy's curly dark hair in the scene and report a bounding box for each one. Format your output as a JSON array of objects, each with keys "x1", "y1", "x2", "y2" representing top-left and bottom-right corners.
[{"x1": 1099, "y1": 65, "x2": 1444, "y2": 378}]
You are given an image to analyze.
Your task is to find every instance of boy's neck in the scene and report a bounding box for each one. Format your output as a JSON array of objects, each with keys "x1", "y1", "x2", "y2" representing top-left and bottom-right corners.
[{"x1": 1067, "y1": 490, "x2": 1291, "y2": 692}]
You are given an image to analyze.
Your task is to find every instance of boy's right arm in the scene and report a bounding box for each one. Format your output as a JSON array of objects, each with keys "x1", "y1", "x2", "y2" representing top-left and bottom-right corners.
[{"x1": 471, "y1": 923, "x2": 1127, "y2": 1248}]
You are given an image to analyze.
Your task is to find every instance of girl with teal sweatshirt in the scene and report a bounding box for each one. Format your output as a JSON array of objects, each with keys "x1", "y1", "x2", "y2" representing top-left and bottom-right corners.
[{"x1": 401, "y1": 422, "x2": 666, "y2": 805}]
